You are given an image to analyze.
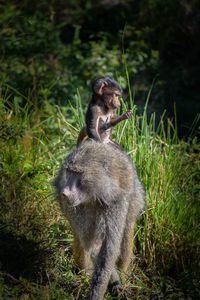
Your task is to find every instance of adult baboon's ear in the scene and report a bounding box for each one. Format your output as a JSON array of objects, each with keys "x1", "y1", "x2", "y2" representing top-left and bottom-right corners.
[{"x1": 98, "y1": 81, "x2": 108, "y2": 95}]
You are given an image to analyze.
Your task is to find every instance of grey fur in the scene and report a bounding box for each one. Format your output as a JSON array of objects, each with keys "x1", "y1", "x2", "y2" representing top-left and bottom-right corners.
[{"x1": 53, "y1": 139, "x2": 145, "y2": 300}]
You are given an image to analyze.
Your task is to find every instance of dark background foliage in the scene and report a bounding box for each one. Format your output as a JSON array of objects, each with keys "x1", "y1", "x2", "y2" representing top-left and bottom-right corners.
[{"x1": 1, "y1": 0, "x2": 200, "y2": 136}]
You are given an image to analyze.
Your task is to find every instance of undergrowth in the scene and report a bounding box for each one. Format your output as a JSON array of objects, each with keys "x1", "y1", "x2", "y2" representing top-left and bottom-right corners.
[{"x1": 0, "y1": 85, "x2": 199, "y2": 299}]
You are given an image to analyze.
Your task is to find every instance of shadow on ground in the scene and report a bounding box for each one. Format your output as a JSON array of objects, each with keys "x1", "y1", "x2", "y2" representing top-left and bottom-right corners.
[{"x1": 0, "y1": 228, "x2": 48, "y2": 281}]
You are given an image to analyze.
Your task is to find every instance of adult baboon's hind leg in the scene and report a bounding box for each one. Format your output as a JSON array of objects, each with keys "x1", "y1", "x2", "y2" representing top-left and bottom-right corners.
[
  {"x1": 117, "y1": 216, "x2": 136, "y2": 273},
  {"x1": 108, "y1": 266, "x2": 123, "y2": 296},
  {"x1": 73, "y1": 236, "x2": 93, "y2": 275}
]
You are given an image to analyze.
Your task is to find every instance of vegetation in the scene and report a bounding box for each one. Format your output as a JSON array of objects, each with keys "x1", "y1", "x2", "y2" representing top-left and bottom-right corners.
[
  {"x1": 0, "y1": 0, "x2": 199, "y2": 299},
  {"x1": 0, "y1": 85, "x2": 199, "y2": 299},
  {"x1": 1, "y1": 0, "x2": 200, "y2": 136}
]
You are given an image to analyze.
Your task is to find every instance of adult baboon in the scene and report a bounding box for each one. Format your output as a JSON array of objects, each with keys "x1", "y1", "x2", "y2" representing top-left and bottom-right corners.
[{"x1": 53, "y1": 139, "x2": 145, "y2": 300}]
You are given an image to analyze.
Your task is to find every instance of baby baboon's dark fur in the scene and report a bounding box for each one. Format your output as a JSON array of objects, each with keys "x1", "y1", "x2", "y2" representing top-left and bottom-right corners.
[
  {"x1": 77, "y1": 76, "x2": 133, "y2": 150},
  {"x1": 53, "y1": 139, "x2": 145, "y2": 300}
]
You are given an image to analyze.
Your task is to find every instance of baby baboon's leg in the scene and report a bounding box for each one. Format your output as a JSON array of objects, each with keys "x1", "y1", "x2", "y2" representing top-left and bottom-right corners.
[
  {"x1": 108, "y1": 140, "x2": 125, "y2": 152},
  {"x1": 77, "y1": 126, "x2": 88, "y2": 147}
]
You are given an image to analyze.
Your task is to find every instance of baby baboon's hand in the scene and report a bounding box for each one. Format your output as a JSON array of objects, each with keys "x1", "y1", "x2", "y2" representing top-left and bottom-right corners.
[{"x1": 124, "y1": 109, "x2": 133, "y2": 119}]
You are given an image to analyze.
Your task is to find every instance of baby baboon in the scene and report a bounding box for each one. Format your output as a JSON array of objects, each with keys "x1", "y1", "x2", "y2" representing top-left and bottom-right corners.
[
  {"x1": 53, "y1": 139, "x2": 145, "y2": 300},
  {"x1": 77, "y1": 77, "x2": 133, "y2": 150}
]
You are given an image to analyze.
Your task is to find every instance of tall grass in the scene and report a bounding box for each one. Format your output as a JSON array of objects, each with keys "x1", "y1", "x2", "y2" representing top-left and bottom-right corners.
[
  {"x1": 115, "y1": 89, "x2": 199, "y2": 273},
  {"x1": 0, "y1": 84, "x2": 199, "y2": 299}
]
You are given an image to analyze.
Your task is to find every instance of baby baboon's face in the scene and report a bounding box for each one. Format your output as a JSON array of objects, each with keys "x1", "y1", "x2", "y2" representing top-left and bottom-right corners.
[{"x1": 102, "y1": 87, "x2": 121, "y2": 109}]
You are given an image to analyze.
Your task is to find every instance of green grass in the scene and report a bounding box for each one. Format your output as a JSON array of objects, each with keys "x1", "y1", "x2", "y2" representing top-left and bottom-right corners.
[{"x1": 0, "y1": 86, "x2": 199, "y2": 299}]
